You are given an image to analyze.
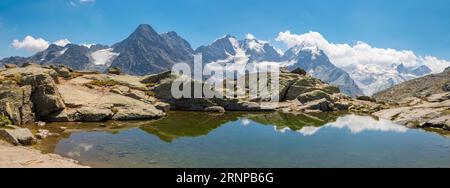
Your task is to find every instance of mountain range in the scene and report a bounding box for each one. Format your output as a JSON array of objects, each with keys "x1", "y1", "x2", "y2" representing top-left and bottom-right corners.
[{"x1": 0, "y1": 24, "x2": 438, "y2": 97}]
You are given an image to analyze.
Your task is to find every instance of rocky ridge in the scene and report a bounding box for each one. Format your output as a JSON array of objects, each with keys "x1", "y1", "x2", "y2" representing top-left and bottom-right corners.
[{"x1": 373, "y1": 68, "x2": 450, "y2": 130}]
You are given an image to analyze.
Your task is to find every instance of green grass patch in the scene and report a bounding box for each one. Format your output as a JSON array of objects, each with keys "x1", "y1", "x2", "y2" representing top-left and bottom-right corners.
[
  {"x1": 0, "y1": 113, "x2": 12, "y2": 127},
  {"x1": 86, "y1": 79, "x2": 119, "y2": 87}
]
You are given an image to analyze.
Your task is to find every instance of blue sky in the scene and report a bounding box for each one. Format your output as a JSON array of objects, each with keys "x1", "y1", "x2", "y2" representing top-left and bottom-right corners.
[{"x1": 1, "y1": 0, "x2": 450, "y2": 60}]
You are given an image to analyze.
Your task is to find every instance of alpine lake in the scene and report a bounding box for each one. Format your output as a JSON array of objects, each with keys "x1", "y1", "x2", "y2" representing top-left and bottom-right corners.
[{"x1": 31, "y1": 111, "x2": 450, "y2": 168}]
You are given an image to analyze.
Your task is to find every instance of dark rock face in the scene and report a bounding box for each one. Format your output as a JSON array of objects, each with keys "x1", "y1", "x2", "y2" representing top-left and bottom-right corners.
[
  {"x1": 0, "y1": 57, "x2": 29, "y2": 67},
  {"x1": 241, "y1": 38, "x2": 282, "y2": 62},
  {"x1": 195, "y1": 35, "x2": 238, "y2": 64},
  {"x1": 194, "y1": 35, "x2": 283, "y2": 64},
  {"x1": 0, "y1": 81, "x2": 36, "y2": 126},
  {"x1": 110, "y1": 24, "x2": 194, "y2": 75},
  {"x1": 443, "y1": 82, "x2": 450, "y2": 92},
  {"x1": 0, "y1": 44, "x2": 111, "y2": 71},
  {"x1": 0, "y1": 84, "x2": 28, "y2": 125}
]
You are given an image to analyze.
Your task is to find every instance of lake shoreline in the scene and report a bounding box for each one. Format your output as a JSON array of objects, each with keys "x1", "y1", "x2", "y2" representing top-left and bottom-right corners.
[{"x1": 0, "y1": 140, "x2": 88, "y2": 168}]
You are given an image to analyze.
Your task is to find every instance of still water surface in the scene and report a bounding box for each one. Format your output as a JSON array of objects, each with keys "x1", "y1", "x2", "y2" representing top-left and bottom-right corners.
[{"x1": 36, "y1": 112, "x2": 450, "y2": 168}]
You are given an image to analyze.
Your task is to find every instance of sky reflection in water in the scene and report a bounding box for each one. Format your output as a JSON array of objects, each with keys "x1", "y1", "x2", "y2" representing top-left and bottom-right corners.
[{"x1": 44, "y1": 112, "x2": 450, "y2": 168}]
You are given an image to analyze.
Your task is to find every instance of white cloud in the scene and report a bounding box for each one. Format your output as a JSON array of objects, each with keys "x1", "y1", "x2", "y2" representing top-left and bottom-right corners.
[
  {"x1": 12, "y1": 36, "x2": 72, "y2": 53},
  {"x1": 241, "y1": 118, "x2": 251, "y2": 126},
  {"x1": 79, "y1": 0, "x2": 95, "y2": 3},
  {"x1": 70, "y1": 0, "x2": 95, "y2": 6},
  {"x1": 11, "y1": 36, "x2": 50, "y2": 53},
  {"x1": 295, "y1": 115, "x2": 408, "y2": 136},
  {"x1": 81, "y1": 43, "x2": 96, "y2": 48},
  {"x1": 53, "y1": 39, "x2": 71, "y2": 47},
  {"x1": 276, "y1": 31, "x2": 450, "y2": 73},
  {"x1": 327, "y1": 115, "x2": 408, "y2": 134}
]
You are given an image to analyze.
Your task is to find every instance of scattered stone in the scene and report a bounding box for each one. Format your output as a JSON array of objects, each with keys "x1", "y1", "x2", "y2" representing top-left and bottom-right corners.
[
  {"x1": 0, "y1": 126, "x2": 36, "y2": 146},
  {"x1": 36, "y1": 129, "x2": 50, "y2": 139},
  {"x1": 204, "y1": 106, "x2": 226, "y2": 113},
  {"x1": 356, "y1": 96, "x2": 376, "y2": 102},
  {"x1": 60, "y1": 127, "x2": 67, "y2": 131},
  {"x1": 304, "y1": 99, "x2": 334, "y2": 112},
  {"x1": 154, "y1": 102, "x2": 170, "y2": 112},
  {"x1": 427, "y1": 93, "x2": 450, "y2": 102},
  {"x1": 334, "y1": 102, "x2": 351, "y2": 111},
  {"x1": 35, "y1": 121, "x2": 46, "y2": 127},
  {"x1": 399, "y1": 97, "x2": 423, "y2": 106}
]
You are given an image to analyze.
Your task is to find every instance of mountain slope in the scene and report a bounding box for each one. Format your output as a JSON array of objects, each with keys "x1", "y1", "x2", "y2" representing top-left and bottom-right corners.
[
  {"x1": 281, "y1": 45, "x2": 363, "y2": 97},
  {"x1": 341, "y1": 63, "x2": 433, "y2": 96},
  {"x1": 194, "y1": 34, "x2": 282, "y2": 64},
  {"x1": 195, "y1": 35, "x2": 362, "y2": 96},
  {"x1": 110, "y1": 24, "x2": 194, "y2": 75},
  {"x1": 373, "y1": 67, "x2": 450, "y2": 103},
  {"x1": 0, "y1": 43, "x2": 113, "y2": 71}
]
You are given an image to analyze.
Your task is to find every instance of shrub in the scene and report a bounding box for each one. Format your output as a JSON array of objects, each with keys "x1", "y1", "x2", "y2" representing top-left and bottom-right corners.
[
  {"x1": 145, "y1": 91, "x2": 156, "y2": 97},
  {"x1": 0, "y1": 74, "x2": 22, "y2": 85},
  {"x1": 0, "y1": 113, "x2": 12, "y2": 127},
  {"x1": 111, "y1": 108, "x2": 119, "y2": 115},
  {"x1": 85, "y1": 79, "x2": 118, "y2": 87},
  {"x1": 291, "y1": 68, "x2": 307, "y2": 76},
  {"x1": 145, "y1": 83, "x2": 158, "y2": 87}
]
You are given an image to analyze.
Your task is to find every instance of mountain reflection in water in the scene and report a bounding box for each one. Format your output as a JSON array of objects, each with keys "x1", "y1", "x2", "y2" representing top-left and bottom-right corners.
[{"x1": 34, "y1": 112, "x2": 450, "y2": 168}]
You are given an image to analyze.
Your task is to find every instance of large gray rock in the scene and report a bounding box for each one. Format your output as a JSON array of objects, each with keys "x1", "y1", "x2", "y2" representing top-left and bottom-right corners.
[
  {"x1": 48, "y1": 107, "x2": 113, "y2": 122},
  {"x1": 0, "y1": 126, "x2": 36, "y2": 145},
  {"x1": 112, "y1": 106, "x2": 165, "y2": 121},
  {"x1": 204, "y1": 106, "x2": 226, "y2": 113},
  {"x1": 304, "y1": 98, "x2": 334, "y2": 112},
  {"x1": 20, "y1": 85, "x2": 35, "y2": 124},
  {"x1": 75, "y1": 107, "x2": 113, "y2": 122},
  {"x1": 443, "y1": 82, "x2": 450, "y2": 92},
  {"x1": 284, "y1": 78, "x2": 320, "y2": 100},
  {"x1": 374, "y1": 101, "x2": 450, "y2": 130},
  {"x1": 141, "y1": 71, "x2": 173, "y2": 84},
  {"x1": 154, "y1": 102, "x2": 170, "y2": 112},
  {"x1": 152, "y1": 74, "x2": 275, "y2": 112},
  {"x1": 21, "y1": 73, "x2": 66, "y2": 118},
  {"x1": 297, "y1": 90, "x2": 333, "y2": 104},
  {"x1": 55, "y1": 66, "x2": 72, "y2": 79},
  {"x1": 0, "y1": 84, "x2": 24, "y2": 125}
]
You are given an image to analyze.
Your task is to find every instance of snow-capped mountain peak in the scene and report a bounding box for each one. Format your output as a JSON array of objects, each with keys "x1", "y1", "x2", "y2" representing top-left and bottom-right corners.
[{"x1": 241, "y1": 34, "x2": 268, "y2": 54}]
